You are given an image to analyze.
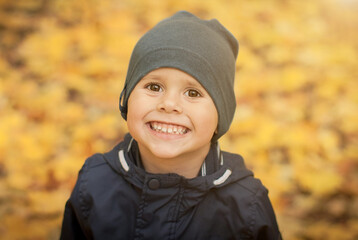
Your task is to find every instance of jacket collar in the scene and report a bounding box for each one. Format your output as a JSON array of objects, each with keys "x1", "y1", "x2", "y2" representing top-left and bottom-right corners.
[{"x1": 104, "y1": 133, "x2": 253, "y2": 191}]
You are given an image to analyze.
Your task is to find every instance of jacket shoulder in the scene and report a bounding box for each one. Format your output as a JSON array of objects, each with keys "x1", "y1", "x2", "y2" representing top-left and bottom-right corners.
[
  {"x1": 82, "y1": 140, "x2": 124, "y2": 174},
  {"x1": 84, "y1": 153, "x2": 108, "y2": 168},
  {"x1": 69, "y1": 145, "x2": 123, "y2": 214},
  {"x1": 220, "y1": 151, "x2": 281, "y2": 239},
  {"x1": 221, "y1": 151, "x2": 267, "y2": 194}
]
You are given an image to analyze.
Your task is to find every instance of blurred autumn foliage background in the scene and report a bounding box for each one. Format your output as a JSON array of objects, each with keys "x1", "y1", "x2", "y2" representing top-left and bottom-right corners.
[{"x1": 0, "y1": 0, "x2": 357, "y2": 239}]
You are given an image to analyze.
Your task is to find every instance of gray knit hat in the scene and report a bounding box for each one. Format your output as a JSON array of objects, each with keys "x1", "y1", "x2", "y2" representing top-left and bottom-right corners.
[{"x1": 120, "y1": 11, "x2": 238, "y2": 142}]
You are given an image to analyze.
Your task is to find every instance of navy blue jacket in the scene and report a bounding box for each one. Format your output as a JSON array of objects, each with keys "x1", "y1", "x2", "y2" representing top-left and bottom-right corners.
[{"x1": 60, "y1": 134, "x2": 282, "y2": 239}]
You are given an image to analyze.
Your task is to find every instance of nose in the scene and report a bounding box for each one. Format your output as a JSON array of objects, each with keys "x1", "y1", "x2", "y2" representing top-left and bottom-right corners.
[{"x1": 157, "y1": 92, "x2": 183, "y2": 113}]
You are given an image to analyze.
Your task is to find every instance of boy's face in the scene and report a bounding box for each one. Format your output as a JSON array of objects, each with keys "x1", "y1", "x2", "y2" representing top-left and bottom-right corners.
[{"x1": 127, "y1": 68, "x2": 218, "y2": 162}]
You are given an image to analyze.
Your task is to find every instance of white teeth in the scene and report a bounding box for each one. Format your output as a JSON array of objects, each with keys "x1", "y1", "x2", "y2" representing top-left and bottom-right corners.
[{"x1": 150, "y1": 122, "x2": 187, "y2": 135}]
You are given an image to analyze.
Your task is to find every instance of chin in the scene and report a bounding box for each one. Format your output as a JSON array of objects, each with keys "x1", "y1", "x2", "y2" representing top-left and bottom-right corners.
[{"x1": 149, "y1": 148, "x2": 182, "y2": 160}]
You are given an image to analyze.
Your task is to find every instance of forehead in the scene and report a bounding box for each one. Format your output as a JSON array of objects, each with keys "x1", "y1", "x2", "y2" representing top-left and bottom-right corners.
[{"x1": 141, "y1": 67, "x2": 202, "y2": 86}]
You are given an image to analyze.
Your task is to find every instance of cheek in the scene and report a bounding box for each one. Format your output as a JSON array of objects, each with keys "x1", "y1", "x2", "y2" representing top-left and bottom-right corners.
[
  {"x1": 127, "y1": 94, "x2": 143, "y2": 129},
  {"x1": 204, "y1": 112, "x2": 218, "y2": 132},
  {"x1": 127, "y1": 91, "x2": 146, "y2": 116},
  {"x1": 127, "y1": 93, "x2": 154, "y2": 129},
  {"x1": 126, "y1": 108, "x2": 137, "y2": 136},
  {"x1": 191, "y1": 103, "x2": 218, "y2": 133}
]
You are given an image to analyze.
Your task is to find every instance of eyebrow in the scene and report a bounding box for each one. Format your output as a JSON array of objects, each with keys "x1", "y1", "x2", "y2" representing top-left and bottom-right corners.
[
  {"x1": 142, "y1": 73, "x2": 203, "y2": 89},
  {"x1": 184, "y1": 79, "x2": 202, "y2": 88},
  {"x1": 141, "y1": 74, "x2": 162, "y2": 81}
]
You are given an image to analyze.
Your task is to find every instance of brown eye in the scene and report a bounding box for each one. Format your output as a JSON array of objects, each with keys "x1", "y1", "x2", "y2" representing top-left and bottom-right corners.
[
  {"x1": 185, "y1": 89, "x2": 201, "y2": 98},
  {"x1": 146, "y1": 83, "x2": 162, "y2": 92}
]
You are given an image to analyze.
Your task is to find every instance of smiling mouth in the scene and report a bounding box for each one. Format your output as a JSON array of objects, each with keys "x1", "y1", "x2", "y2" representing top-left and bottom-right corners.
[{"x1": 149, "y1": 121, "x2": 189, "y2": 135}]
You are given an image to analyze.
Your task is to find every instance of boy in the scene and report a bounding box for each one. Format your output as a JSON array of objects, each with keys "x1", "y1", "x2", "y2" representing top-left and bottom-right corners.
[{"x1": 60, "y1": 11, "x2": 282, "y2": 239}]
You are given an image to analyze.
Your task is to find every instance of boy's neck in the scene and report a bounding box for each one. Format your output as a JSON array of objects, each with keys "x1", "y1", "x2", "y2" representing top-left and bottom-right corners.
[{"x1": 137, "y1": 143, "x2": 211, "y2": 179}]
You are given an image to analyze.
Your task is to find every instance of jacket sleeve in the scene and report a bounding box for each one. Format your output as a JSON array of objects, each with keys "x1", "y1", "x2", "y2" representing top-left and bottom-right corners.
[
  {"x1": 60, "y1": 199, "x2": 87, "y2": 240},
  {"x1": 60, "y1": 162, "x2": 91, "y2": 240},
  {"x1": 253, "y1": 186, "x2": 282, "y2": 240}
]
